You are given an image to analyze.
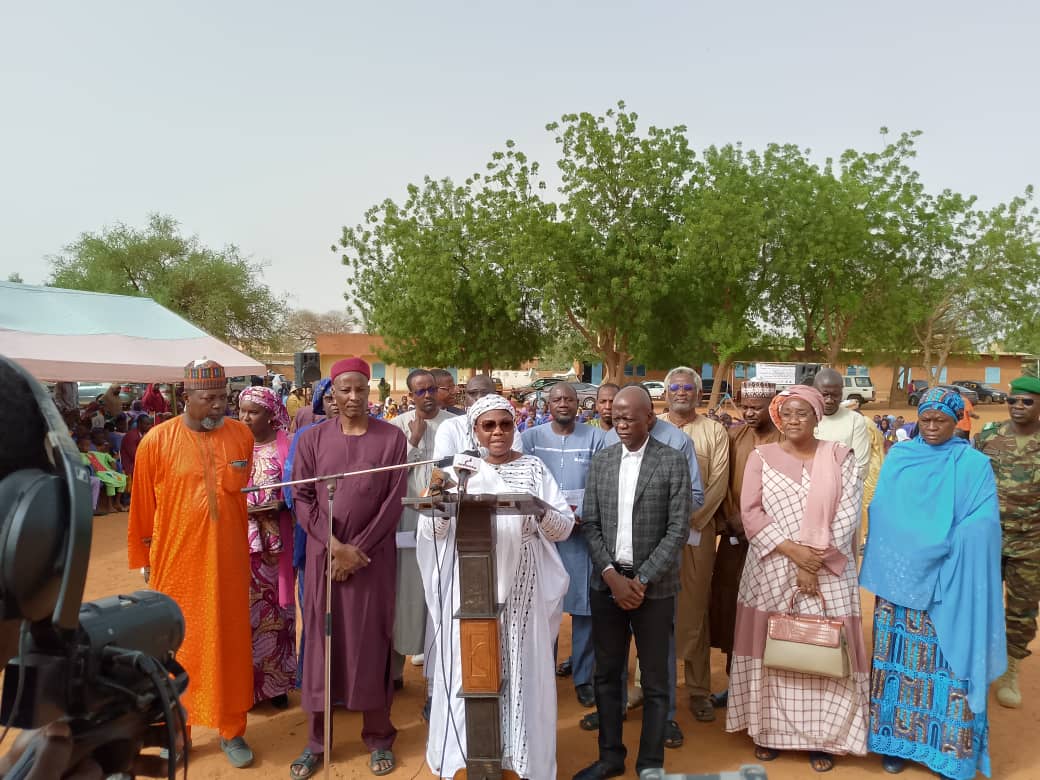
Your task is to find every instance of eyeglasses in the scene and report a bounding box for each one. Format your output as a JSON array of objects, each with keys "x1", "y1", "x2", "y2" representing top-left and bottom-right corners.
[
  {"x1": 466, "y1": 389, "x2": 493, "y2": 399},
  {"x1": 412, "y1": 387, "x2": 436, "y2": 397},
  {"x1": 668, "y1": 383, "x2": 697, "y2": 393},
  {"x1": 1008, "y1": 396, "x2": 1036, "y2": 407},
  {"x1": 477, "y1": 419, "x2": 514, "y2": 433}
]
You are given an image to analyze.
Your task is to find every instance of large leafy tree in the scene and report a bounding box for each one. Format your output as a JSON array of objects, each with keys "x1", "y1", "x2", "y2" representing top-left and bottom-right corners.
[
  {"x1": 660, "y1": 143, "x2": 774, "y2": 405},
  {"x1": 534, "y1": 102, "x2": 697, "y2": 383},
  {"x1": 338, "y1": 175, "x2": 544, "y2": 371},
  {"x1": 758, "y1": 132, "x2": 929, "y2": 365},
  {"x1": 49, "y1": 214, "x2": 286, "y2": 349},
  {"x1": 902, "y1": 188, "x2": 1040, "y2": 385}
]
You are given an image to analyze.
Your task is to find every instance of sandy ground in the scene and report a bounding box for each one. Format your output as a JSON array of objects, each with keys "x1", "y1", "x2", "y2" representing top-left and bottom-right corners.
[{"x1": 8, "y1": 402, "x2": 1035, "y2": 779}]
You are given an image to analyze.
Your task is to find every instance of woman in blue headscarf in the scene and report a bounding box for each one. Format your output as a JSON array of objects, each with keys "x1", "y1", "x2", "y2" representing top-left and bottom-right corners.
[{"x1": 860, "y1": 387, "x2": 1005, "y2": 779}]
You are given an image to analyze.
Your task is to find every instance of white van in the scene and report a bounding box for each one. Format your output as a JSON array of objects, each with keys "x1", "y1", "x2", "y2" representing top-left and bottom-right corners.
[{"x1": 843, "y1": 375, "x2": 875, "y2": 405}]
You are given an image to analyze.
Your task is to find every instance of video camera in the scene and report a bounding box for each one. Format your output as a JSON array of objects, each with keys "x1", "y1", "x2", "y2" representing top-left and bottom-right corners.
[
  {"x1": 0, "y1": 356, "x2": 189, "y2": 779},
  {"x1": 640, "y1": 767, "x2": 768, "y2": 780}
]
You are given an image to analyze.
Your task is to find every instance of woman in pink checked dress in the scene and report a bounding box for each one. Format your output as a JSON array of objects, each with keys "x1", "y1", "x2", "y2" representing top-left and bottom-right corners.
[{"x1": 725, "y1": 386, "x2": 869, "y2": 773}]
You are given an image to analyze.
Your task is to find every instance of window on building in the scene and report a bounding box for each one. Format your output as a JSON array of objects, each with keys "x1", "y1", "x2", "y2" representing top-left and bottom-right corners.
[
  {"x1": 624, "y1": 363, "x2": 634, "y2": 377},
  {"x1": 734, "y1": 363, "x2": 747, "y2": 379},
  {"x1": 700, "y1": 363, "x2": 713, "y2": 380},
  {"x1": 635, "y1": 365, "x2": 646, "y2": 378},
  {"x1": 371, "y1": 362, "x2": 386, "y2": 379},
  {"x1": 984, "y1": 366, "x2": 1001, "y2": 384}
]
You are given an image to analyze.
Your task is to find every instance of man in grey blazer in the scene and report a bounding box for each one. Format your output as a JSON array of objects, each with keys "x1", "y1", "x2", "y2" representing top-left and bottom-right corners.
[{"x1": 573, "y1": 386, "x2": 692, "y2": 779}]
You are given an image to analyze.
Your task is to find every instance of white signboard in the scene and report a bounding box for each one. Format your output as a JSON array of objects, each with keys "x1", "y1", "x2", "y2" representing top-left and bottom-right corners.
[{"x1": 754, "y1": 363, "x2": 798, "y2": 385}]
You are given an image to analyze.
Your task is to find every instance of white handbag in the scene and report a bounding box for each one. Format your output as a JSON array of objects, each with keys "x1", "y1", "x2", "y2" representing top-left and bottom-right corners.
[{"x1": 763, "y1": 589, "x2": 850, "y2": 679}]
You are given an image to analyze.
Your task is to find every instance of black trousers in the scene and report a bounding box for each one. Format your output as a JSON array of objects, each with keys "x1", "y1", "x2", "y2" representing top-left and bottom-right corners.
[{"x1": 590, "y1": 587, "x2": 674, "y2": 773}]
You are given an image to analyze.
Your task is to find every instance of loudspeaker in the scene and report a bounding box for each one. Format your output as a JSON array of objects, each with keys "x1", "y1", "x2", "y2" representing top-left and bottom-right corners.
[
  {"x1": 294, "y1": 352, "x2": 322, "y2": 385},
  {"x1": 0, "y1": 356, "x2": 94, "y2": 630}
]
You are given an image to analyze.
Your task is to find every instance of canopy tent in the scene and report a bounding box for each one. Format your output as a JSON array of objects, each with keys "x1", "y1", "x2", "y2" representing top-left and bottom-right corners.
[{"x1": 0, "y1": 281, "x2": 267, "y2": 382}]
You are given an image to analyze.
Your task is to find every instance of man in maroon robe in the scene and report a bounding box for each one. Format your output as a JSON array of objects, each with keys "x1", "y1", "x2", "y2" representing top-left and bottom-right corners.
[{"x1": 290, "y1": 357, "x2": 408, "y2": 777}]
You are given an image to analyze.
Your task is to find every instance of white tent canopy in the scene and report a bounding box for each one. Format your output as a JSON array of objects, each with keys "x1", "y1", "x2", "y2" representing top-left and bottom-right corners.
[{"x1": 0, "y1": 282, "x2": 266, "y2": 382}]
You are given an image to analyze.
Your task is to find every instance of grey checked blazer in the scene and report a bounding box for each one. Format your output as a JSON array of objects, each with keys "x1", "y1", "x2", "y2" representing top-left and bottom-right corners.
[{"x1": 582, "y1": 437, "x2": 692, "y2": 600}]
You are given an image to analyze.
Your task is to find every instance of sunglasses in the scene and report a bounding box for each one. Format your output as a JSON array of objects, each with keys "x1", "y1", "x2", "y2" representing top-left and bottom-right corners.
[
  {"x1": 669, "y1": 383, "x2": 697, "y2": 393},
  {"x1": 412, "y1": 387, "x2": 436, "y2": 397},
  {"x1": 477, "y1": 419, "x2": 514, "y2": 433},
  {"x1": 1007, "y1": 396, "x2": 1036, "y2": 407}
]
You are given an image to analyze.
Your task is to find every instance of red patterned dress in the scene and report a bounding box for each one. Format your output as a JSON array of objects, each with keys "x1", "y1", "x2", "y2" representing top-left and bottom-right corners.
[{"x1": 246, "y1": 438, "x2": 297, "y2": 702}]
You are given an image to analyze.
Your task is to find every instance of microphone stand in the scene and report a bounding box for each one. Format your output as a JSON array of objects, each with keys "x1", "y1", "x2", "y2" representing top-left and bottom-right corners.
[{"x1": 242, "y1": 457, "x2": 441, "y2": 780}]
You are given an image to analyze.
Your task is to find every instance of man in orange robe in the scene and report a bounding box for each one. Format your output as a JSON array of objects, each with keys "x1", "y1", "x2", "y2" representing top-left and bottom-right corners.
[{"x1": 128, "y1": 359, "x2": 256, "y2": 768}]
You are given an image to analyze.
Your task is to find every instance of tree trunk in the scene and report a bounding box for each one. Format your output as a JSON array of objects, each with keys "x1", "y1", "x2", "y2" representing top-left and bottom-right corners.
[
  {"x1": 600, "y1": 351, "x2": 629, "y2": 386},
  {"x1": 707, "y1": 356, "x2": 734, "y2": 409},
  {"x1": 887, "y1": 363, "x2": 908, "y2": 405}
]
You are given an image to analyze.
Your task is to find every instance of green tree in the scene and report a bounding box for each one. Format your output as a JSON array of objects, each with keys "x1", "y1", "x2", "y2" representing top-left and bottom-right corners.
[
  {"x1": 338, "y1": 175, "x2": 544, "y2": 372},
  {"x1": 758, "y1": 132, "x2": 929, "y2": 365},
  {"x1": 660, "y1": 144, "x2": 774, "y2": 406},
  {"x1": 49, "y1": 214, "x2": 286, "y2": 349},
  {"x1": 533, "y1": 102, "x2": 697, "y2": 383},
  {"x1": 6, "y1": 273, "x2": 23, "y2": 283},
  {"x1": 918, "y1": 190, "x2": 1040, "y2": 382}
]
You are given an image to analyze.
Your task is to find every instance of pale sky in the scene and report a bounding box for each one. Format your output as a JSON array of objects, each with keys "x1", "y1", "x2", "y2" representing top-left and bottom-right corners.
[{"x1": 2, "y1": 1, "x2": 1037, "y2": 314}]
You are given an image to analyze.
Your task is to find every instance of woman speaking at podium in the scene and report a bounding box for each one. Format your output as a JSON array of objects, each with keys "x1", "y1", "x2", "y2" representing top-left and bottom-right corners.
[{"x1": 417, "y1": 394, "x2": 574, "y2": 779}]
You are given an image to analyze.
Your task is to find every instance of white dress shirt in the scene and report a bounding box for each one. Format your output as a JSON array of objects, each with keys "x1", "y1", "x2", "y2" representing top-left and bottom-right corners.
[{"x1": 614, "y1": 436, "x2": 648, "y2": 566}]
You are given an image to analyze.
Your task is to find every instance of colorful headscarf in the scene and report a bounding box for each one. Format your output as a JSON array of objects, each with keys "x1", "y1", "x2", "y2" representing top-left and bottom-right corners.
[
  {"x1": 768, "y1": 385, "x2": 826, "y2": 429},
  {"x1": 312, "y1": 378, "x2": 333, "y2": 415},
  {"x1": 239, "y1": 386, "x2": 290, "y2": 429},
  {"x1": 917, "y1": 387, "x2": 965, "y2": 422},
  {"x1": 468, "y1": 394, "x2": 515, "y2": 432}
]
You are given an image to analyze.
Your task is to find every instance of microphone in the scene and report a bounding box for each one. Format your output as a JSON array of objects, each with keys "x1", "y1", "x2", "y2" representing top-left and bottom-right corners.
[
  {"x1": 452, "y1": 452, "x2": 481, "y2": 495},
  {"x1": 431, "y1": 449, "x2": 479, "y2": 469}
]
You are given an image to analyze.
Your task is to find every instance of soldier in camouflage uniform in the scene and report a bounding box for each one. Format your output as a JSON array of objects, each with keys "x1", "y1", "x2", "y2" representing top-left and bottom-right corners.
[{"x1": 975, "y1": 374, "x2": 1040, "y2": 708}]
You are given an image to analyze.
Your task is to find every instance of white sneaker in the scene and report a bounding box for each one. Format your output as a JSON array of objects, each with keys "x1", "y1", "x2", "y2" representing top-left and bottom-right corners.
[{"x1": 410, "y1": 654, "x2": 425, "y2": 666}]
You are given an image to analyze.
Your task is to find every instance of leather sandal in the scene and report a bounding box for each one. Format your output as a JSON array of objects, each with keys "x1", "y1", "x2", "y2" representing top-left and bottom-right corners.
[
  {"x1": 370, "y1": 748, "x2": 395, "y2": 776},
  {"x1": 290, "y1": 749, "x2": 322, "y2": 779}
]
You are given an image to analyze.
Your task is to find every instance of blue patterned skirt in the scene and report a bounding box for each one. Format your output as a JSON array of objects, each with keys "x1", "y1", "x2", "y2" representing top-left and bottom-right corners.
[{"x1": 869, "y1": 598, "x2": 990, "y2": 779}]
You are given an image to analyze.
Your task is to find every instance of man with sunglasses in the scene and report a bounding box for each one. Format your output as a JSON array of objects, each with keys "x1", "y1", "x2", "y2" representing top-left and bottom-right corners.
[
  {"x1": 660, "y1": 367, "x2": 730, "y2": 728},
  {"x1": 433, "y1": 373, "x2": 522, "y2": 460},
  {"x1": 975, "y1": 374, "x2": 1040, "y2": 709},
  {"x1": 388, "y1": 369, "x2": 453, "y2": 706}
]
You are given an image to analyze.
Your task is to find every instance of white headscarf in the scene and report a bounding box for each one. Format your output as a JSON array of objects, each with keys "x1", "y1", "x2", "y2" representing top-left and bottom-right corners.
[{"x1": 467, "y1": 394, "x2": 515, "y2": 433}]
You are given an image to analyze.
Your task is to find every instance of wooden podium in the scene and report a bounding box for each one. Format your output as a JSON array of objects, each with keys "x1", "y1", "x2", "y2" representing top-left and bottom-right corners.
[{"x1": 404, "y1": 492, "x2": 551, "y2": 780}]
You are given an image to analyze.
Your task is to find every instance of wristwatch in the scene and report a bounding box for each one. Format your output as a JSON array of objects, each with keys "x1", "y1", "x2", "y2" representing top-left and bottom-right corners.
[{"x1": 637, "y1": 574, "x2": 649, "y2": 586}]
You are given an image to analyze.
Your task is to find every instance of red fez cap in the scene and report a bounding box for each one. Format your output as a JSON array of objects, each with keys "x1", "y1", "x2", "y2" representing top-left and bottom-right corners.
[{"x1": 330, "y1": 357, "x2": 371, "y2": 381}]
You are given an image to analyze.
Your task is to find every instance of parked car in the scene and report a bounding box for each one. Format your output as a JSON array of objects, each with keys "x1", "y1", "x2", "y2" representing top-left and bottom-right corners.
[
  {"x1": 951, "y1": 380, "x2": 1007, "y2": 404},
  {"x1": 492, "y1": 376, "x2": 504, "y2": 393},
  {"x1": 512, "y1": 376, "x2": 564, "y2": 399},
  {"x1": 642, "y1": 380, "x2": 666, "y2": 399},
  {"x1": 908, "y1": 383, "x2": 979, "y2": 406},
  {"x1": 843, "y1": 375, "x2": 875, "y2": 405},
  {"x1": 523, "y1": 381, "x2": 598, "y2": 411}
]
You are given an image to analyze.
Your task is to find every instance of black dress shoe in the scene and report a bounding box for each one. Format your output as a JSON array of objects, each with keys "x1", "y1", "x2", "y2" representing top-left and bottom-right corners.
[
  {"x1": 575, "y1": 683, "x2": 596, "y2": 707},
  {"x1": 393, "y1": 678, "x2": 404, "y2": 691},
  {"x1": 270, "y1": 693, "x2": 290, "y2": 710},
  {"x1": 556, "y1": 659, "x2": 573, "y2": 677},
  {"x1": 572, "y1": 760, "x2": 625, "y2": 780}
]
